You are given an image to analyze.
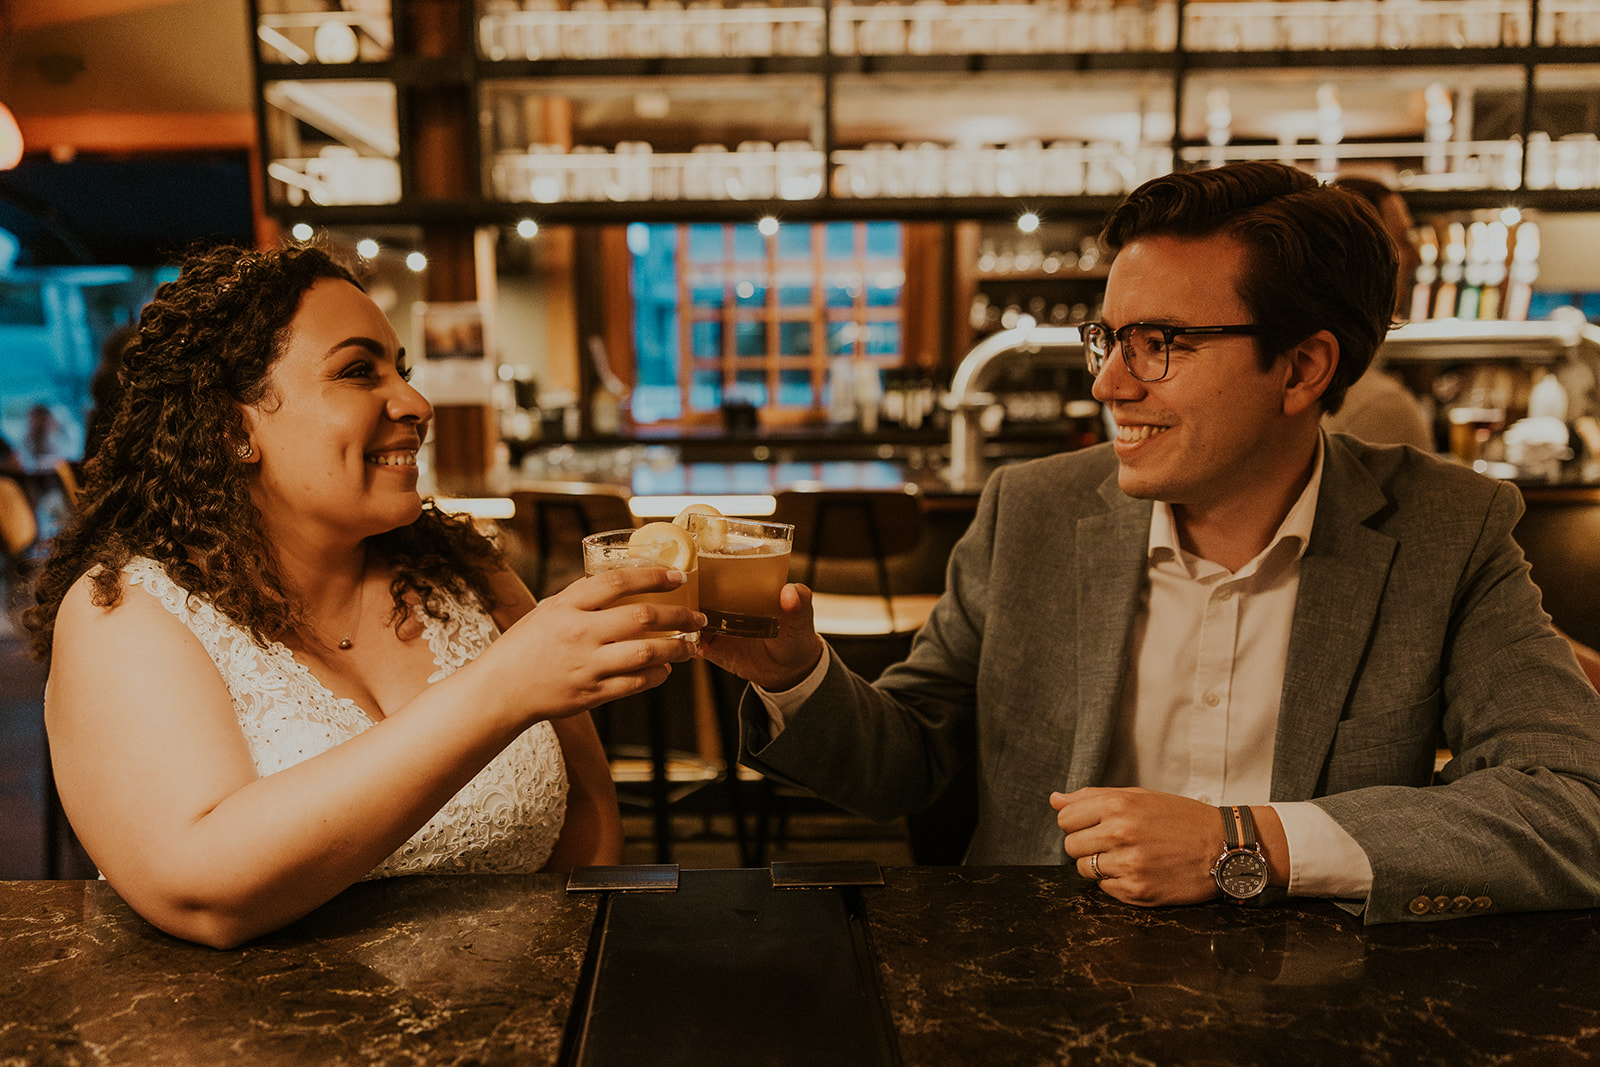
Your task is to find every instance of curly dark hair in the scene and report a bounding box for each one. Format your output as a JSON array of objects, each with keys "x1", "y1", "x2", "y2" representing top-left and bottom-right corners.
[
  {"x1": 21, "y1": 243, "x2": 502, "y2": 662},
  {"x1": 1099, "y1": 161, "x2": 1398, "y2": 414}
]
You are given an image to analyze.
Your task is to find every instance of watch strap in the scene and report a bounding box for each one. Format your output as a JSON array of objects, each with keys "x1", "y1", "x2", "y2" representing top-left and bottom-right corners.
[
  {"x1": 1218, "y1": 805, "x2": 1242, "y2": 850},
  {"x1": 1235, "y1": 804, "x2": 1259, "y2": 848}
]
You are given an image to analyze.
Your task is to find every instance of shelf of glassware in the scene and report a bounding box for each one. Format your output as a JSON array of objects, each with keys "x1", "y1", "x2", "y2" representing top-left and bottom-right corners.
[
  {"x1": 255, "y1": 1, "x2": 395, "y2": 65},
  {"x1": 260, "y1": 78, "x2": 403, "y2": 209},
  {"x1": 473, "y1": 0, "x2": 1600, "y2": 65},
  {"x1": 485, "y1": 138, "x2": 1180, "y2": 207}
]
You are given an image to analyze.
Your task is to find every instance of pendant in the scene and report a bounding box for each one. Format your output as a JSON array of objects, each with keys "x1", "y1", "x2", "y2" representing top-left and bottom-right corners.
[{"x1": 338, "y1": 637, "x2": 353, "y2": 650}]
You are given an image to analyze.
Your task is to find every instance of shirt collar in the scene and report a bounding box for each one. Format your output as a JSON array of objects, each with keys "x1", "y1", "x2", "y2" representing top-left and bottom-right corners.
[{"x1": 1148, "y1": 432, "x2": 1325, "y2": 576}]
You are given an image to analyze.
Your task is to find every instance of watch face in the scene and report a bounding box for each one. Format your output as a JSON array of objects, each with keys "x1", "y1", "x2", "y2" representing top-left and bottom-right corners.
[{"x1": 1218, "y1": 851, "x2": 1269, "y2": 898}]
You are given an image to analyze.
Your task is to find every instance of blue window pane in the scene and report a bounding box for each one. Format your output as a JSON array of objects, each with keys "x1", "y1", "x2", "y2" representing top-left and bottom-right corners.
[
  {"x1": 827, "y1": 321, "x2": 857, "y2": 356},
  {"x1": 778, "y1": 320, "x2": 812, "y2": 355},
  {"x1": 823, "y1": 222, "x2": 855, "y2": 259},
  {"x1": 735, "y1": 320, "x2": 766, "y2": 357},
  {"x1": 733, "y1": 279, "x2": 766, "y2": 307},
  {"x1": 690, "y1": 370, "x2": 722, "y2": 411},
  {"x1": 776, "y1": 225, "x2": 811, "y2": 259},
  {"x1": 628, "y1": 224, "x2": 680, "y2": 426},
  {"x1": 734, "y1": 371, "x2": 768, "y2": 407},
  {"x1": 689, "y1": 282, "x2": 724, "y2": 308},
  {"x1": 825, "y1": 276, "x2": 857, "y2": 308},
  {"x1": 630, "y1": 383, "x2": 681, "y2": 422},
  {"x1": 865, "y1": 221, "x2": 901, "y2": 258},
  {"x1": 732, "y1": 224, "x2": 764, "y2": 260},
  {"x1": 777, "y1": 369, "x2": 813, "y2": 406},
  {"x1": 690, "y1": 320, "x2": 722, "y2": 357},
  {"x1": 864, "y1": 321, "x2": 900, "y2": 356},
  {"x1": 686, "y1": 224, "x2": 724, "y2": 262},
  {"x1": 777, "y1": 284, "x2": 812, "y2": 307},
  {"x1": 865, "y1": 272, "x2": 902, "y2": 307}
]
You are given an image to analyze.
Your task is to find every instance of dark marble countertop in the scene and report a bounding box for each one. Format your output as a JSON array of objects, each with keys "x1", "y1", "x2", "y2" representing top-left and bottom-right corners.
[
  {"x1": 0, "y1": 875, "x2": 595, "y2": 1065},
  {"x1": 866, "y1": 868, "x2": 1600, "y2": 1066},
  {"x1": 5, "y1": 868, "x2": 1598, "y2": 1065}
]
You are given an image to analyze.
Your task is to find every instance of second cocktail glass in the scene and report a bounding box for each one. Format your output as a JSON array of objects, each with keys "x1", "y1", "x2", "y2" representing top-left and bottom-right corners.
[{"x1": 685, "y1": 515, "x2": 794, "y2": 638}]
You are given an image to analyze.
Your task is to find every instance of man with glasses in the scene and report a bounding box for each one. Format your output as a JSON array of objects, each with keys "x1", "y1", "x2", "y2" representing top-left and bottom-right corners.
[{"x1": 704, "y1": 161, "x2": 1600, "y2": 922}]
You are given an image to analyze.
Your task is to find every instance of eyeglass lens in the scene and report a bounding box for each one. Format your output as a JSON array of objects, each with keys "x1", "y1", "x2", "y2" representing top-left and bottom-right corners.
[{"x1": 1085, "y1": 324, "x2": 1167, "y2": 381}]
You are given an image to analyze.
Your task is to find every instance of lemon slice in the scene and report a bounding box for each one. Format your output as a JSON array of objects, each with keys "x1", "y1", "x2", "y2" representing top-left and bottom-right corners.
[
  {"x1": 627, "y1": 522, "x2": 697, "y2": 570},
  {"x1": 674, "y1": 503, "x2": 728, "y2": 552}
]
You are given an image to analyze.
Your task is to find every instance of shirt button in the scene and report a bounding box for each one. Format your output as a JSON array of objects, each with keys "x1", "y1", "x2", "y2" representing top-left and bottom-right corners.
[
  {"x1": 1409, "y1": 896, "x2": 1433, "y2": 915},
  {"x1": 1203, "y1": 692, "x2": 1221, "y2": 708},
  {"x1": 1216, "y1": 589, "x2": 1233, "y2": 601}
]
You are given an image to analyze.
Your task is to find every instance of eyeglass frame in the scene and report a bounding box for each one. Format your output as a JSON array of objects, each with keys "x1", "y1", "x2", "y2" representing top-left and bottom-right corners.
[{"x1": 1081, "y1": 321, "x2": 1265, "y2": 383}]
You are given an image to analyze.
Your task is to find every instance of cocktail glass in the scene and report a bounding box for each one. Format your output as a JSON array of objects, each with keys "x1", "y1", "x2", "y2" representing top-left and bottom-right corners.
[
  {"x1": 686, "y1": 515, "x2": 795, "y2": 638},
  {"x1": 581, "y1": 528, "x2": 699, "y2": 639}
]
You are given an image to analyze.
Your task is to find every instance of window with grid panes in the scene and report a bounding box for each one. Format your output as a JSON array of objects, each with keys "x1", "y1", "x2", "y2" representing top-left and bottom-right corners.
[{"x1": 628, "y1": 221, "x2": 904, "y2": 426}]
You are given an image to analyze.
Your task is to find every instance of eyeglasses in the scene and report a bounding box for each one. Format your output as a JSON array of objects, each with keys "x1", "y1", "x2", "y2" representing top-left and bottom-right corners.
[{"x1": 1081, "y1": 322, "x2": 1263, "y2": 383}]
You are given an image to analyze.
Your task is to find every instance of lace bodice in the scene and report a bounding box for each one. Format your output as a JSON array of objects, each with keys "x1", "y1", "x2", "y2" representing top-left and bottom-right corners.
[{"x1": 124, "y1": 557, "x2": 568, "y2": 878}]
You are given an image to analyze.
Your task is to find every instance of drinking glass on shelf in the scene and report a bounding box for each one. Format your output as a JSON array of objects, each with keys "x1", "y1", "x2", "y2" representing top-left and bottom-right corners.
[
  {"x1": 582, "y1": 527, "x2": 700, "y2": 639},
  {"x1": 685, "y1": 515, "x2": 794, "y2": 639},
  {"x1": 1447, "y1": 404, "x2": 1506, "y2": 468}
]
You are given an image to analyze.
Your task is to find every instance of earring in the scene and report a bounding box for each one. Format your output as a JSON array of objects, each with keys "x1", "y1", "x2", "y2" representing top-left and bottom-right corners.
[{"x1": 236, "y1": 443, "x2": 254, "y2": 460}]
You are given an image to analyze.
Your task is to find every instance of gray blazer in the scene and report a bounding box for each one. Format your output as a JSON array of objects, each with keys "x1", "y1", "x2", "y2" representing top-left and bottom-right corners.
[{"x1": 743, "y1": 434, "x2": 1600, "y2": 922}]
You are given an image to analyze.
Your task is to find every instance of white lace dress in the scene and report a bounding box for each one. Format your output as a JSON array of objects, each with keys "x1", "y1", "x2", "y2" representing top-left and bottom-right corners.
[{"x1": 124, "y1": 557, "x2": 569, "y2": 878}]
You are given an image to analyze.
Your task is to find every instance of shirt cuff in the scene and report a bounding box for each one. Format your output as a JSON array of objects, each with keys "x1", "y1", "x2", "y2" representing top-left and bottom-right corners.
[
  {"x1": 752, "y1": 645, "x2": 833, "y2": 740},
  {"x1": 1269, "y1": 801, "x2": 1374, "y2": 901}
]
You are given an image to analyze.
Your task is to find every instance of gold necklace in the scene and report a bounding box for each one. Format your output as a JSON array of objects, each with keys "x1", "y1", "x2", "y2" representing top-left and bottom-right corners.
[
  {"x1": 335, "y1": 573, "x2": 366, "y2": 651},
  {"x1": 308, "y1": 554, "x2": 368, "y2": 651}
]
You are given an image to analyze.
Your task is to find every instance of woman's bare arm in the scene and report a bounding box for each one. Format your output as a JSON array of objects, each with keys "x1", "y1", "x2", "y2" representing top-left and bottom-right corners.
[{"x1": 47, "y1": 565, "x2": 690, "y2": 948}]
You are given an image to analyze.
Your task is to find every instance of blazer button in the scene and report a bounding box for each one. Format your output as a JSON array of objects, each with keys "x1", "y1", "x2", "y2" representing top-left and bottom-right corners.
[
  {"x1": 1473, "y1": 896, "x2": 1493, "y2": 910},
  {"x1": 1432, "y1": 895, "x2": 1453, "y2": 913},
  {"x1": 1451, "y1": 895, "x2": 1473, "y2": 912},
  {"x1": 1409, "y1": 896, "x2": 1433, "y2": 915}
]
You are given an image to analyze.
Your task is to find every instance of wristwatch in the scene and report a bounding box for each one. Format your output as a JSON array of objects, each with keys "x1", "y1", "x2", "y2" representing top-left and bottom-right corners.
[{"x1": 1210, "y1": 804, "x2": 1270, "y2": 901}]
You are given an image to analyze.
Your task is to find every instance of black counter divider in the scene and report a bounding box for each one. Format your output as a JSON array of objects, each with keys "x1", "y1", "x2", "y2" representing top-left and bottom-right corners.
[{"x1": 560, "y1": 867, "x2": 901, "y2": 1066}]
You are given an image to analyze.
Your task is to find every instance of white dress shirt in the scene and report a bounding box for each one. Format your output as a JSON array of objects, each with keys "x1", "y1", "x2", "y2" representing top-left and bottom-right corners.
[{"x1": 758, "y1": 437, "x2": 1374, "y2": 901}]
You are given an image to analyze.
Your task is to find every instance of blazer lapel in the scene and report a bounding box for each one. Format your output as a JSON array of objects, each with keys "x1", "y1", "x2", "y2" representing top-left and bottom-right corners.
[
  {"x1": 1272, "y1": 436, "x2": 1397, "y2": 800},
  {"x1": 1066, "y1": 473, "x2": 1153, "y2": 790}
]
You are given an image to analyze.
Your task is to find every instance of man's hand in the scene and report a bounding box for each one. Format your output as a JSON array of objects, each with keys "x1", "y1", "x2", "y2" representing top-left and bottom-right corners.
[
  {"x1": 1051, "y1": 787, "x2": 1228, "y2": 906},
  {"x1": 698, "y1": 582, "x2": 826, "y2": 692},
  {"x1": 1052, "y1": 788, "x2": 1292, "y2": 906}
]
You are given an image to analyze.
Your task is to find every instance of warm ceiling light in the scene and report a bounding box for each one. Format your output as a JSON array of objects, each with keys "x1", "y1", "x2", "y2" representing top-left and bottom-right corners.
[{"x1": 0, "y1": 102, "x2": 23, "y2": 171}]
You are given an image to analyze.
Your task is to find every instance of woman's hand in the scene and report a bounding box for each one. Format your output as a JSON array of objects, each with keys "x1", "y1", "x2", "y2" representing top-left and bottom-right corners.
[
  {"x1": 699, "y1": 581, "x2": 826, "y2": 692},
  {"x1": 479, "y1": 566, "x2": 702, "y2": 725}
]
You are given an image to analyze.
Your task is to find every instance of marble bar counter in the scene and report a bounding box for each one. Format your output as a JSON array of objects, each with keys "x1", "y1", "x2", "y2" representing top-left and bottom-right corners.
[{"x1": 5, "y1": 868, "x2": 1599, "y2": 1065}]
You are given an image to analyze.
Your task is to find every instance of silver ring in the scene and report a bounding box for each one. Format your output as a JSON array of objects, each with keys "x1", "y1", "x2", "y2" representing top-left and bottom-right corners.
[{"x1": 1088, "y1": 852, "x2": 1104, "y2": 880}]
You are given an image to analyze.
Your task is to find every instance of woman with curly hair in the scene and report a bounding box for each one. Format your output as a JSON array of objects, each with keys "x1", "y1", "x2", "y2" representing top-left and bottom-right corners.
[{"x1": 23, "y1": 244, "x2": 699, "y2": 948}]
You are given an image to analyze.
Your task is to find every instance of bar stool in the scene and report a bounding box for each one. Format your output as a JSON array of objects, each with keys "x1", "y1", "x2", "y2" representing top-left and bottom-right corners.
[
  {"x1": 502, "y1": 482, "x2": 737, "y2": 864},
  {"x1": 771, "y1": 485, "x2": 942, "y2": 643},
  {"x1": 506, "y1": 482, "x2": 635, "y2": 599}
]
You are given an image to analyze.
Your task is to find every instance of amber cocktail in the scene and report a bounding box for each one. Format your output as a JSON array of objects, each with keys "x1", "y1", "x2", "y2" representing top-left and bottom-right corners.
[
  {"x1": 582, "y1": 526, "x2": 699, "y2": 639},
  {"x1": 688, "y1": 516, "x2": 794, "y2": 638}
]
